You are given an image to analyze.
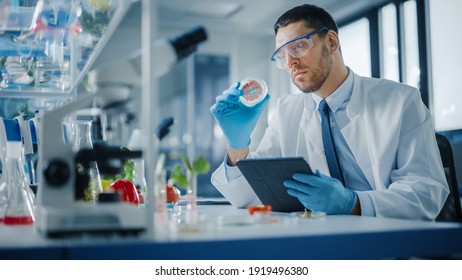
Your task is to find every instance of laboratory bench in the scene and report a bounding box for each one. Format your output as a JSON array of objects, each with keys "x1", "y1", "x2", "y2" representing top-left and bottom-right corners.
[{"x1": 1, "y1": 202, "x2": 462, "y2": 260}]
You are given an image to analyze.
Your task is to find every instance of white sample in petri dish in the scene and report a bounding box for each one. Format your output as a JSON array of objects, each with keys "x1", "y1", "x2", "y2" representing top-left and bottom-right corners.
[{"x1": 239, "y1": 77, "x2": 268, "y2": 107}]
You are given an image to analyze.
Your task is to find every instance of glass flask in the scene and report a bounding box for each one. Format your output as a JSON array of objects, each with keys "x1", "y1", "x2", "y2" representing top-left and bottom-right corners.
[
  {"x1": 0, "y1": 186, "x2": 8, "y2": 223},
  {"x1": 3, "y1": 148, "x2": 36, "y2": 225},
  {"x1": 71, "y1": 120, "x2": 103, "y2": 202},
  {"x1": 239, "y1": 77, "x2": 268, "y2": 107},
  {"x1": 0, "y1": 134, "x2": 8, "y2": 222},
  {"x1": 0, "y1": 171, "x2": 8, "y2": 223},
  {"x1": 128, "y1": 129, "x2": 148, "y2": 202}
]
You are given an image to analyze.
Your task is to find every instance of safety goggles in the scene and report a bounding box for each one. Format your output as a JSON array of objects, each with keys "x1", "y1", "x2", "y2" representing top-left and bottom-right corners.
[{"x1": 270, "y1": 27, "x2": 329, "y2": 69}]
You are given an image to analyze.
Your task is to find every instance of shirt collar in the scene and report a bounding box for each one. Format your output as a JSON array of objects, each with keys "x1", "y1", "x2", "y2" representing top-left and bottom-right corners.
[{"x1": 312, "y1": 68, "x2": 354, "y2": 113}]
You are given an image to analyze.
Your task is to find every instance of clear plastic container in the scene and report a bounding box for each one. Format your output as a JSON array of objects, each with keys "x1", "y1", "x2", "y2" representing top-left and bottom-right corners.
[{"x1": 239, "y1": 77, "x2": 268, "y2": 107}]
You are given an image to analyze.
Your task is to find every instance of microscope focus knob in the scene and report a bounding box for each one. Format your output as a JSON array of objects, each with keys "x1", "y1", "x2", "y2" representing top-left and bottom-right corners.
[{"x1": 44, "y1": 160, "x2": 70, "y2": 186}]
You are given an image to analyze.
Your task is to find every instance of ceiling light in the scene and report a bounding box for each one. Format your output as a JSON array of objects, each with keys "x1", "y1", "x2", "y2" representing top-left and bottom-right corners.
[{"x1": 184, "y1": 2, "x2": 242, "y2": 19}]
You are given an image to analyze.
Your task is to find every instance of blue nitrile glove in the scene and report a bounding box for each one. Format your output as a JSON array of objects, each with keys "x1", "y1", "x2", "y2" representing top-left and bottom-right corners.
[
  {"x1": 210, "y1": 82, "x2": 270, "y2": 149},
  {"x1": 283, "y1": 170, "x2": 357, "y2": 214}
]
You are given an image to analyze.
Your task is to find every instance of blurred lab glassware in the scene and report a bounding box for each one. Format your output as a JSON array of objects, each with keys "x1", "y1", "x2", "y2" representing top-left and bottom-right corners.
[
  {"x1": 127, "y1": 129, "x2": 147, "y2": 199},
  {"x1": 34, "y1": 37, "x2": 71, "y2": 91},
  {"x1": 185, "y1": 170, "x2": 198, "y2": 225},
  {"x1": 0, "y1": 57, "x2": 34, "y2": 89},
  {"x1": 62, "y1": 121, "x2": 74, "y2": 145},
  {"x1": 0, "y1": 181, "x2": 8, "y2": 222},
  {"x1": 3, "y1": 151, "x2": 36, "y2": 225},
  {"x1": 0, "y1": 125, "x2": 7, "y2": 221},
  {"x1": 154, "y1": 153, "x2": 167, "y2": 214},
  {"x1": 0, "y1": 145, "x2": 9, "y2": 222},
  {"x1": 71, "y1": 120, "x2": 103, "y2": 202},
  {"x1": 32, "y1": 0, "x2": 71, "y2": 90},
  {"x1": 34, "y1": 56, "x2": 70, "y2": 90}
]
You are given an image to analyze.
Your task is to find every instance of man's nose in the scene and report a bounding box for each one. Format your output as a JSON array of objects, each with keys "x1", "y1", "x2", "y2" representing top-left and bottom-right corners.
[{"x1": 286, "y1": 52, "x2": 299, "y2": 69}]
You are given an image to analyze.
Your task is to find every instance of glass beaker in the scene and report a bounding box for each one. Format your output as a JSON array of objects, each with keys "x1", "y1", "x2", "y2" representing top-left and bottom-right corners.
[{"x1": 71, "y1": 120, "x2": 103, "y2": 202}]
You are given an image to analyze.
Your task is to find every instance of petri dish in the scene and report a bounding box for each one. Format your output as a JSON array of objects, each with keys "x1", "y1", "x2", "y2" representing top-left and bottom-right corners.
[
  {"x1": 216, "y1": 214, "x2": 256, "y2": 227},
  {"x1": 239, "y1": 77, "x2": 268, "y2": 107},
  {"x1": 253, "y1": 212, "x2": 299, "y2": 225},
  {"x1": 291, "y1": 210, "x2": 326, "y2": 220}
]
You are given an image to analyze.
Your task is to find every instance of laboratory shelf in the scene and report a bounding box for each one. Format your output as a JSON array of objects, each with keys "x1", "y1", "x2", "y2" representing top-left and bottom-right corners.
[
  {"x1": 0, "y1": 88, "x2": 74, "y2": 99},
  {"x1": 0, "y1": 0, "x2": 134, "y2": 99}
]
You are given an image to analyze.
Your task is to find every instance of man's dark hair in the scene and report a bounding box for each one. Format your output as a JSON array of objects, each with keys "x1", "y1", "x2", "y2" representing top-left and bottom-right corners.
[{"x1": 274, "y1": 4, "x2": 339, "y2": 35}]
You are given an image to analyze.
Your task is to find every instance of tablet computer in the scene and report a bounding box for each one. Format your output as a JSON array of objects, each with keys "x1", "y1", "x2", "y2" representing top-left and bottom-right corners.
[{"x1": 236, "y1": 157, "x2": 313, "y2": 212}]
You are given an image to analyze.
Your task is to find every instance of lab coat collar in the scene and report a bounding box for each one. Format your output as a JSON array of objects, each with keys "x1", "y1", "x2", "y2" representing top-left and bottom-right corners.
[
  {"x1": 306, "y1": 69, "x2": 363, "y2": 123},
  {"x1": 311, "y1": 68, "x2": 354, "y2": 113},
  {"x1": 344, "y1": 71, "x2": 363, "y2": 119}
]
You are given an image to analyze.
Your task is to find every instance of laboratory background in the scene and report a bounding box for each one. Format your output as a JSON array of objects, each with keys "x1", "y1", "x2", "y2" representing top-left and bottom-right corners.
[
  {"x1": 0, "y1": 0, "x2": 461, "y2": 260},
  {"x1": 101, "y1": 0, "x2": 461, "y2": 197}
]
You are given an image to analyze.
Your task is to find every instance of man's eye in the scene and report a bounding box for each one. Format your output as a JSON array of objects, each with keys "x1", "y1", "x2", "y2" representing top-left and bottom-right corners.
[
  {"x1": 296, "y1": 41, "x2": 308, "y2": 49},
  {"x1": 291, "y1": 42, "x2": 305, "y2": 52}
]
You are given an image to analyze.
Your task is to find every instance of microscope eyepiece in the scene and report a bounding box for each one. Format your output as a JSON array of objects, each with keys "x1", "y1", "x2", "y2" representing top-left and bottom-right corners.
[{"x1": 170, "y1": 26, "x2": 208, "y2": 61}]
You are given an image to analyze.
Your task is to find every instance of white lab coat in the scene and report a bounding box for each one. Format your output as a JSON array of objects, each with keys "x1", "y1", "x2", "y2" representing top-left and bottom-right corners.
[{"x1": 211, "y1": 73, "x2": 449, "y2": 220}]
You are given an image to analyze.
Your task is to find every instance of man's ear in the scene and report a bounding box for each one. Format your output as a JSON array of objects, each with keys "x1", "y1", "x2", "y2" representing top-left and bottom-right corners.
[{"x1": 326, "y1": 31, "x2": 340, "y2": 53}]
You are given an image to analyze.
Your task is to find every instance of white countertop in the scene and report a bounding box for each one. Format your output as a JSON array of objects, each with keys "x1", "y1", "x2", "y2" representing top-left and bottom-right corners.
[{"x1": 1, "y1": 202, "x2": 461, "y2": 259}]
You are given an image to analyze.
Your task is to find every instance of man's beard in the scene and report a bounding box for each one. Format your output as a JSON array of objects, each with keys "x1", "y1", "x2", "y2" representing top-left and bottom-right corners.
[{"x1": 293, "y1": 45, "x2": 333, "y2": 93}]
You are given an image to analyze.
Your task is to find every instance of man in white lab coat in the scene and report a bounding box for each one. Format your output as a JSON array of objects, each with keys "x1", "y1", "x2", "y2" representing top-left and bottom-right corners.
[{"x1": 210, "y1": 4, "x2": 449, "y2": 220}]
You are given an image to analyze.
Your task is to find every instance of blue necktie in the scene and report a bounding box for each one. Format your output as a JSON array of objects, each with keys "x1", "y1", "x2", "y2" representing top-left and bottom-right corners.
[{"x1": 319, "y1": 99, "x2": 345, "y2": 185}]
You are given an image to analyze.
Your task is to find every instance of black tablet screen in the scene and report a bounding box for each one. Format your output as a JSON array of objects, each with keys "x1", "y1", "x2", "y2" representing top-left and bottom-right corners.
[{"x1": 236, "y1": 157, "x2": 313, "y2": 212}]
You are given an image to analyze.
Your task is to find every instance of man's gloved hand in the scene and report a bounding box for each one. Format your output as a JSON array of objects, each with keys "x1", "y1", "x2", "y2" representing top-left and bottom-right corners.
[
  {"x1": 283, "y1": 170, "x2": 357, "y2": 214},
  {"x1": 210, "y1": 82, "x2": 270, "y2": 149}
]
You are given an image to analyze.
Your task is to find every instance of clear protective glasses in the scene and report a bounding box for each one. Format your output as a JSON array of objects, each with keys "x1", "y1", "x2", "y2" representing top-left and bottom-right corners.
[{"x1": 270, "y1": 27, "x2": 329, "y2": 69}]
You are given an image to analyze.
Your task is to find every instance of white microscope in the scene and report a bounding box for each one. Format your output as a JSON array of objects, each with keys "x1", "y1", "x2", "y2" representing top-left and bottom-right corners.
[{"x1": 36, "y1": 26, "x2": 207, "y2": 237}]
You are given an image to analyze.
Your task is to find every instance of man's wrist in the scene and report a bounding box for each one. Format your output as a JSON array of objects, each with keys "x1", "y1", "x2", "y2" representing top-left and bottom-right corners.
[
  {"x1": 226, "y1": 146, "x2": 249, "y2": 166},
  {"x1": 350, "y1": 193, "x2": 361, "y2": 215}
]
